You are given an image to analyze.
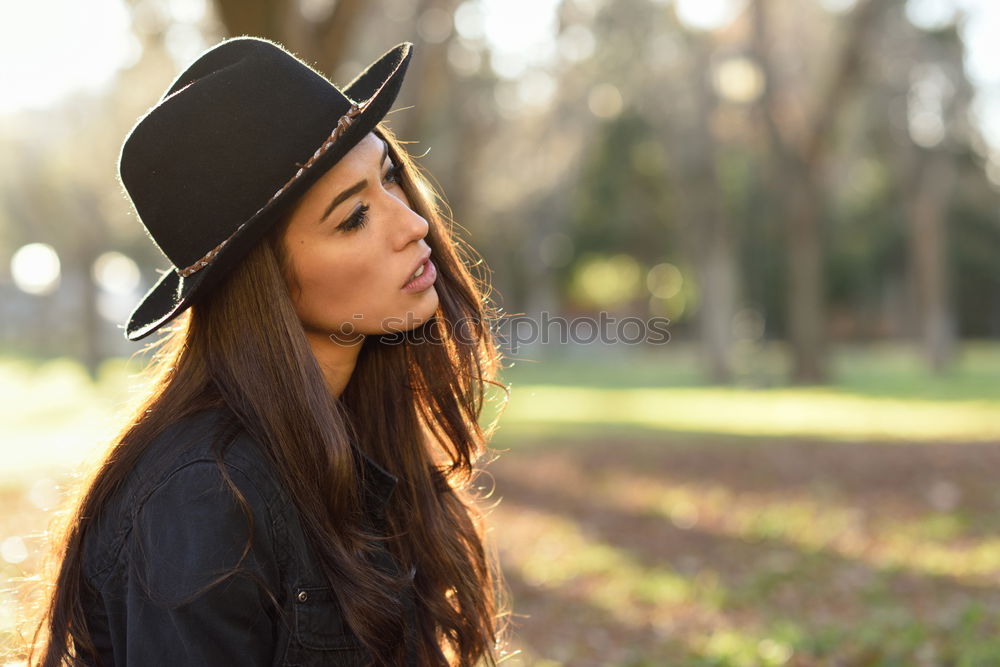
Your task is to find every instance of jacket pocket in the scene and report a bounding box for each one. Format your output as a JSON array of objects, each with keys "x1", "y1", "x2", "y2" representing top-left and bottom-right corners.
[{"x1": 292, "y1": 586, "x2": 365, "y2": 651}]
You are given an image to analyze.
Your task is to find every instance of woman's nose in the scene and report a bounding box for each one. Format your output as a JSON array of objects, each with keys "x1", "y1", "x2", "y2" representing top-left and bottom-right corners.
[
  {"x1": 400, "y1": 208, "x2": 429, "y2": 246},
  {"x1": 387, "y1": 193, "x2": 428, "y2": 246}
]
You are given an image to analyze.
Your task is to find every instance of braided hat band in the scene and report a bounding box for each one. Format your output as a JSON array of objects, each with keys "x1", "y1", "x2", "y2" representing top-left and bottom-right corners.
[{"x1": 177, "y1": 97, "x2": 372, "y2": 278}]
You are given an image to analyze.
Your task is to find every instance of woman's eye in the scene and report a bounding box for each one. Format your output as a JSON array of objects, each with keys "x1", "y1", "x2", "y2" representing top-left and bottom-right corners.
[
  {"x1": 338, "y1": 163, "x2": 402, "y2": 232},
  {"x1": 384, "y1": 162, "x2": 402, "y2": 185},
  {"x1": 340, "y1": 203, "x2": 369, "y2": 231}
]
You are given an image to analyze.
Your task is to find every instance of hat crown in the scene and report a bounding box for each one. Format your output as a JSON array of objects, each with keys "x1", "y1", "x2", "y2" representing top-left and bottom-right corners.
[{"x1": 119, "y1": 38, "x2": 354, "y2": 269}]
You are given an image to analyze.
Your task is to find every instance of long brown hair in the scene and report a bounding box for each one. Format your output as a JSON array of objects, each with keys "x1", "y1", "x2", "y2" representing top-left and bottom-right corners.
[{"x1": 24, "y1": 122, "x2": 511, "y2": 666}]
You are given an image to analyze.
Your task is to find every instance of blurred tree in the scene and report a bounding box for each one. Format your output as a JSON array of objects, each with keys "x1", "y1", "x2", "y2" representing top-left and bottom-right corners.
[
  {"x1": 393, "y1": 0, "x2": 457, "y2": 142},
  {"x1": 900, "y1": 125, "x2": 958, "y2": 374},
  {"x1": 890, "y1": 15, "x2": 966, "y2": 373},
  {"x1": 551, "y1": 0, "x2": 739, "y2": 378},
  {"x1": 674, "y1": 30, "x2": 738, "y2": 383},
  {"x1": 211, "y1": 0, "x2": 368, "y2": 73},
  {"x1": 847, "y1": 2, "x2": 988, "y2": 371},
  {"x1": 750, "y1": 0, "x2": 888, "y2": 383}
]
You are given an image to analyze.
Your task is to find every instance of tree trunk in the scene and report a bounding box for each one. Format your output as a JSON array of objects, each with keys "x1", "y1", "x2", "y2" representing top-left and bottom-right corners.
[
  {"x1": 688, "y1": 38, "x2": 737, "y2": 383},
  {"x1": 786, "y1": 175, "x2": 826, "y2": 382},
  {"x1": 210, "y1": 0, "x2": 368, "y2": 69},
  {"x1": 395, "y1": 0, "x2": 456, "y2": 144},
  {"x1": 908, "y1": 150, "x2": 957, "y2": 373},
  {"x1": 212, "y1": 0, "x2": 291, "y2": 43}
]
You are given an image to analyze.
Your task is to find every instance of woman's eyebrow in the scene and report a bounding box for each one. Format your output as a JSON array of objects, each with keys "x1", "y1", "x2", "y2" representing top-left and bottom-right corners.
[{"x1": 320, "y1": 138, "x2": 390, "y2": 222}]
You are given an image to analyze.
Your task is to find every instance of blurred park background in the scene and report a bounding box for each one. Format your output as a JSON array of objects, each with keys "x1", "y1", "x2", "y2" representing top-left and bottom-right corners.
[{"x1": 5, "y1": 0, "x2": 1000, "y2": 664}]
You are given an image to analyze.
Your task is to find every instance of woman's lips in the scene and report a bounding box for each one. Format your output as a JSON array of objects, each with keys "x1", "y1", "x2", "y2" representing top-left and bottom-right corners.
[{"x1": 402, "y1": 258, "x2": 437, "y2": 292}]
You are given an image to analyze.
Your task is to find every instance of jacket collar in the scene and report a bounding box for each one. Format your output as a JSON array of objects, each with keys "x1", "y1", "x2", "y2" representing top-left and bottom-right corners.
[{"x1": 353, "y1": 446, "x2": 398, "y2": 509}]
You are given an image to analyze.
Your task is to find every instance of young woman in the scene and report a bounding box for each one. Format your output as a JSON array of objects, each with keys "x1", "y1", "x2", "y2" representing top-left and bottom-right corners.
[{"x1": 28, "y1": 37, "x2": 509, "y2": 666}]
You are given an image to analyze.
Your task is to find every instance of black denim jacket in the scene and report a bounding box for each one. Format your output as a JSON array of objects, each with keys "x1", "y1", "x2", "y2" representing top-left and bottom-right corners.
[{"x1": 79, "y1": 407, "x2": 417, "y2": 666}]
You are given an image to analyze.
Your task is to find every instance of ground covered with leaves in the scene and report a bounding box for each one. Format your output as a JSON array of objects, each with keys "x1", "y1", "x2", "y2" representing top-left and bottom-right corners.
[{"x1": 489, "y1": 433, "x2": 1000, "y2": 665}]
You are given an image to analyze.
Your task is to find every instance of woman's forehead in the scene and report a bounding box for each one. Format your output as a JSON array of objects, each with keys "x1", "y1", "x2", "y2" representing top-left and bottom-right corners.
[
  {"x1": 341, "y1": 132, "x2": 387, "y2": 170},
  {"x1": 311, "y1": 132, "x2": 387, "y2": 191}
]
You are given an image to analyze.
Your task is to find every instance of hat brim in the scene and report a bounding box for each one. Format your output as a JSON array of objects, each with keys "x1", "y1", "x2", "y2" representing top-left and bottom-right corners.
[{"x1": 125, "y1": 42, "x2": 413, "y2": 342}]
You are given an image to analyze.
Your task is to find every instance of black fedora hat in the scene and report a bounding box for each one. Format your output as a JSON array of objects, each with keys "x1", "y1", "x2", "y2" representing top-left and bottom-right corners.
[{"x1": 120, "y1": 36, "x2": 413, "y2": 341}]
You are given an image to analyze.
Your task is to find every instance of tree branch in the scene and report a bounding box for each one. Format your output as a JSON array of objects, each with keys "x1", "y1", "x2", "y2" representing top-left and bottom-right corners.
[{"x1": 802, "y1": 0, "x2": 885, "y2": 164}]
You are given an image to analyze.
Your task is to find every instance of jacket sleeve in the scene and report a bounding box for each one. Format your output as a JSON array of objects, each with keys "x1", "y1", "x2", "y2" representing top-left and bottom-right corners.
[{"x1": 124, "y1": 460, "x2": 282, "y2": 666}]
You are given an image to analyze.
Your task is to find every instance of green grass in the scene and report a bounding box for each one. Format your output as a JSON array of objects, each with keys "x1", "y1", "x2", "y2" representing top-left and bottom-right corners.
[
  {"x1": 484, "y1": 341, "x2": 1000, "y2": 445},
  {"x1": 498, "y1": 340, "x2": 1000, "y2": 399},
  {"x1": 489, "y1": 384, "x2": 1000, "y2": 442}
]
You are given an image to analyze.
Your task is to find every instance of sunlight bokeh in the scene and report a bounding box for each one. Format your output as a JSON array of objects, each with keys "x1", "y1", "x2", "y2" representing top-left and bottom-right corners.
[
  {"x1": 1, "y1": 0, "x2": 137, "y2": 111},
  {"x1": 10, "y1": 243, "x2": 60, "y2": 295}
]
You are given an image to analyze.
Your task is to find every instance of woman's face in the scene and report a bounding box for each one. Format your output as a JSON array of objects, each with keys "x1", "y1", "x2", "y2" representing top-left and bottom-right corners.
[{"x1": 280, "y1": 132, "x2": 439, "y2": 341}]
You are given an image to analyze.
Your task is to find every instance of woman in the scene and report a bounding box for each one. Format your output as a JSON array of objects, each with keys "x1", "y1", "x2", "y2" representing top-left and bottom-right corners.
[{"x1": 28, "y1": 37, "x2": 509, "y2": 666}]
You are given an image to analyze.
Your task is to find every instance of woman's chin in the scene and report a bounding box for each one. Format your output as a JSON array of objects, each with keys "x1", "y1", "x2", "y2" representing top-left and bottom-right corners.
[
  {"x1": 368, "y1": 297, "x2": 438, "y2": 335},
  {"x1": 408, "y1": 287, "x2": 439, "y2": 318}
]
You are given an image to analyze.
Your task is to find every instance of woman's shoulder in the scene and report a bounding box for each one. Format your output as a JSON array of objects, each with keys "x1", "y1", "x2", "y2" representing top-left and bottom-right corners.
[
  {"x1": 118, "y1": 407, "x2": 285, "y2": 517},
  {"x1": 143, "y1": 404, "x2": 285, "y2": 501},
  {"x1": 143, "y1": 407, "x2": 269, "y2": 478},
  {"x1": 82, "y1": 406, "x2": 289, "y2": 587}
]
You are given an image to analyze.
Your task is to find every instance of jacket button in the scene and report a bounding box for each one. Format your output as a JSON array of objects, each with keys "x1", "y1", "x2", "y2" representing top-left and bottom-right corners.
[{"x1": 297, "y1": 590, "x2": 309, "y2": 603}]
